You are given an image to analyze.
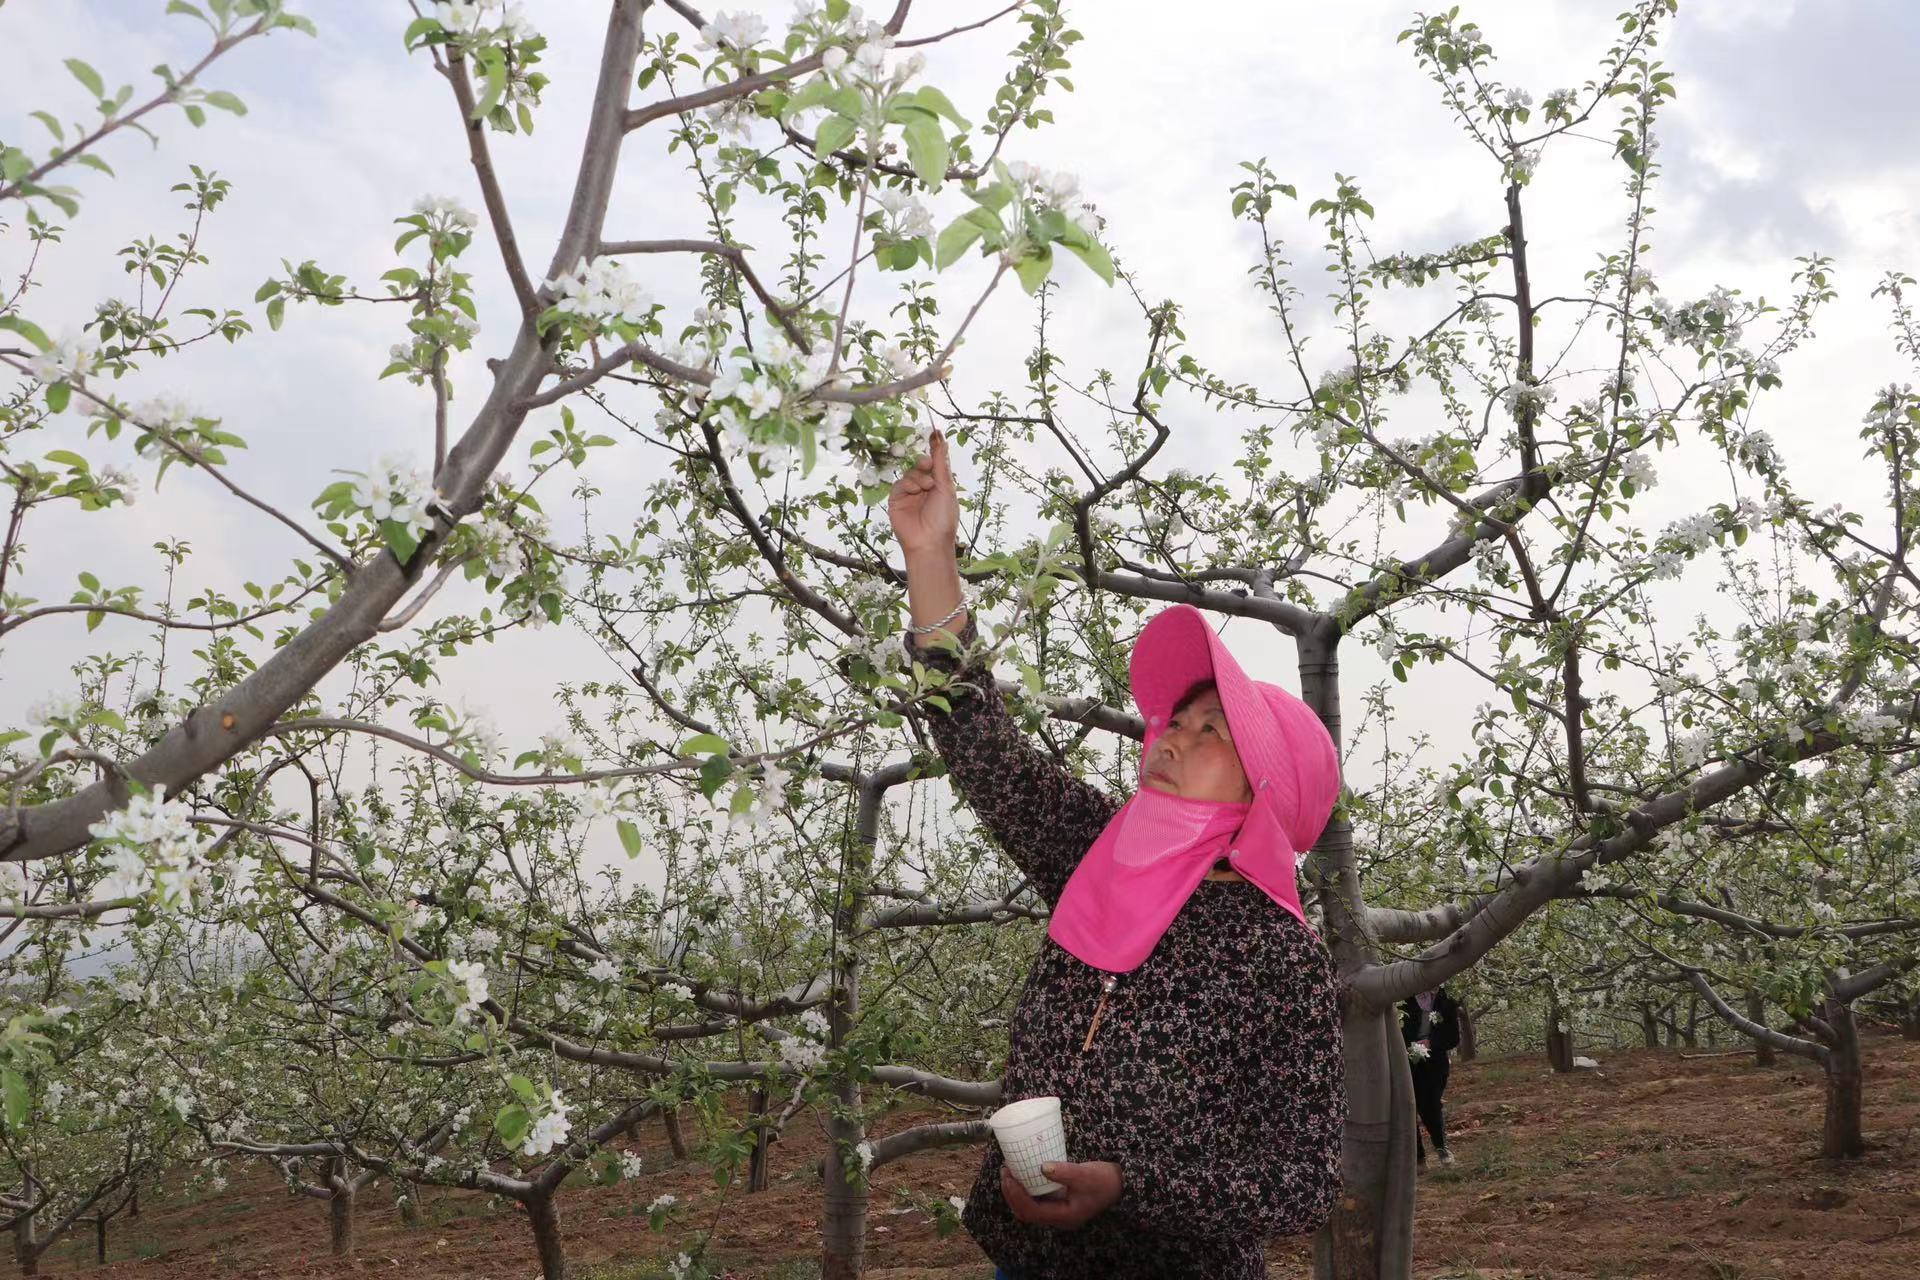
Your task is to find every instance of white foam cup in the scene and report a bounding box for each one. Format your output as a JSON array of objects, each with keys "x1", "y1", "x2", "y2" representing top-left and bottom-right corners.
[{"x1": 987, "y1": 1095, "x2": 1068, "y2": 1197}]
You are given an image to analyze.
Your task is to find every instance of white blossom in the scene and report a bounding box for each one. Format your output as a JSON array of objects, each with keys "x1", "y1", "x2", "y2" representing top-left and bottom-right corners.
[
  {"x1": 1669, "y1": 513, "x2": 1720, "y2": 553},
  {"x1": 87, "y1": 784, "x2": 217, "y2": 911},
  {"x1": 520, "y1": 1090, "x2": 572, "y2": 1157},
  {"x1": 411, "y1": 194, "x2": 478, "y2": 230},
  {"x1": 26, "y1": 330, "x2": 98, "y2": 387},
  {"x1": 1618, "y1": 451, "x2": 1657, "y2": 490},
  {"x1": 588, "y1": 956, "x2": 619, "y2": 983},
  {"x1": 541, "y1": 257, "x2": 655, "y2": 327},
  {"x1": 446, "y1": 958, "x2": 490, "y2": 1024},
  {"x1": 698, "y1": 11, "x2": 768, "y2": 51}
]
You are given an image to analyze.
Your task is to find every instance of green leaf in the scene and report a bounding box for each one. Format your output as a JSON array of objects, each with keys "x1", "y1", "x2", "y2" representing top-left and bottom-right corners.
[
  {"x1": 1013, "y1": 244, "x2": 1053, "y2": 294},
  {"x1": 0, "y1": 148, "x2": 30, "y2": 183},
  {"x1": 910, "y1": 85, "x2": 970, "y2": 130},
  {"x1": 813, "y1": 114, "x2": 856, "y2": 155},
  {"x1": 266, "y1": 296, "x2": 285, "y2": 330},
  {"x1": 65, "y1": 58, "x2": 105, "y2": 99},
  {"x1": 901, "y1": 116, "x2": 948, "y2": 189},
  {"x1": 380, "y1": 519, "x2": 420, "y2": 565},
  {"x1": 1061, "y1": 237, "x2": 1114, "y2": 285},
  {"x1": 1, "y1": 1068, "x2": 27, "y2": 1129},
  {"x1": 29, "y1": 111, "x2": 65, "y2": 142},
  {"x1": 0, "y1": 315, "x2": 51, "y2": 351},
  {"x1": 75, "y1": 152, "x2": 114, "y2": 177},
  {"x1": 494, "y1": 1103, "x2": 532, "y2": 1148},
  {"x1": 679, "y1": 733, "x2": 730, "y2": 756},
  {"x1": 935, "y1": 217, "x2": 984, "y2": 269},
  {"x1": 202, "y1": 90, "x2": 247, "y2": 116},
  {"x1": 44, "y1": 382, "x2": 70, "y2": 414},
  {"x1": 617, "y1": 818, "x2": 643, "y2": 858},
  {"x1": 402, "y1": 14, "x2": 441, "y2": 49}
]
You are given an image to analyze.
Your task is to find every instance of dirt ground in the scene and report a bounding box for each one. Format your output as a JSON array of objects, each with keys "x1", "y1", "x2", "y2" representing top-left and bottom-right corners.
[{"x1": 19, "y1": 1034, "x2": 1920, "y2": 1279}]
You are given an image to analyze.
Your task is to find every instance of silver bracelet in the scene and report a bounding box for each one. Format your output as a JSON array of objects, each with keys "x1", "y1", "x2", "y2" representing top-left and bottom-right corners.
[{"x1": 906, "y1": 593, "x2": 970, "y2": 636}]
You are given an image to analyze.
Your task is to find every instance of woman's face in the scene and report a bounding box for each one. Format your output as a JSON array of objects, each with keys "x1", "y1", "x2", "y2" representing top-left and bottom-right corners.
[{"x1": 1141, "y1": 686, "x2": 1254, "y2": 804}]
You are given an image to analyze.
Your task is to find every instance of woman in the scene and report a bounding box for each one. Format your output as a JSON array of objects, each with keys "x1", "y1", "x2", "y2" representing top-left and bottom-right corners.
[
  {"x1": 889, "y1": 429, "x2": 1345, "y2": 1280},
  {"x1": 1399, "y1": 984, "x2": 1461, "y2": 1168}
]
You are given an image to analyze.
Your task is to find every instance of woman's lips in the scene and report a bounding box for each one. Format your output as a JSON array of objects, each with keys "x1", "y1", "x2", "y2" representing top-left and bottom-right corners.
[{"x1": 1146, "y1": 766, "x2": 1175, "y2": 783}]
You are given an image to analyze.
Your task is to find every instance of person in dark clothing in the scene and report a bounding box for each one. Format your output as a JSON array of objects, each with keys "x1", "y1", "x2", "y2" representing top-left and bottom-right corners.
[
  {"x1": 889, "y1": 429, "x2": 1346, "y2": 1280},
  {"x1": 1400, "y1": 985, "x2": 1461, "y2": 1168}
]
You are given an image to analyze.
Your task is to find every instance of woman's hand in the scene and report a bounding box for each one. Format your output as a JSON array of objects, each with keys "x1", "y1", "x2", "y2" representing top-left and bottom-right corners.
[
  {"x1": 1000, "y1": 1159, "x2": 1123, "y2": 1230},
  {"x1": 887, "y1": 427, "x2": 958, "y2": 557}
]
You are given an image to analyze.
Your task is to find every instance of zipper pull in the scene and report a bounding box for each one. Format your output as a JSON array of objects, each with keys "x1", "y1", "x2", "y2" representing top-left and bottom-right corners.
[{"x1": 1081, "y1": 973, "x2": 1119, "y2": 1052}]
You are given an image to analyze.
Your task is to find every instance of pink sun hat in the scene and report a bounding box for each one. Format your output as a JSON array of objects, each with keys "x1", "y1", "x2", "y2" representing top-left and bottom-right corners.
[{"x1": 1129, "y1": 604, "x2": 1342, "y2": 898}]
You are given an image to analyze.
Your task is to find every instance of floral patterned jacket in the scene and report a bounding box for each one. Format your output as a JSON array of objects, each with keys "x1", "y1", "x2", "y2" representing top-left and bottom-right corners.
[{"x1": 904, "y1": 614, "x2": 1345, "y2": 1280}]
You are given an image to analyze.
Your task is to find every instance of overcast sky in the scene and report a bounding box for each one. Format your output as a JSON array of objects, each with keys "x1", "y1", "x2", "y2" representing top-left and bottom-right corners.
[{"x1": 4, "y1": 0, "x2": 1918, "y2": 898}]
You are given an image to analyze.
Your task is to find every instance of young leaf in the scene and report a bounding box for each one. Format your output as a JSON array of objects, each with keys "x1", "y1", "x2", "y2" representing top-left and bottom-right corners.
[
  {"x1": 65, "y1": 58, "x2": 105, "y2": 99},
  {"x1": 902, "y1": 117, "x2": 948, "y2": 189}
]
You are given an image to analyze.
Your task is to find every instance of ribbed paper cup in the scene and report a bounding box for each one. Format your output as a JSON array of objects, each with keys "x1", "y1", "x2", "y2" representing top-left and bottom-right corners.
[{"x1": 987, "y1": 1096, "x2": 1067, "y2": 1196}]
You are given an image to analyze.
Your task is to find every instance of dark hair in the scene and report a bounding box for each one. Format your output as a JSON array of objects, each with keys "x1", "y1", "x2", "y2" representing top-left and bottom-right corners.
[{"x1": 1171, "y1": 678, "x2": 1218, "y2": 719}]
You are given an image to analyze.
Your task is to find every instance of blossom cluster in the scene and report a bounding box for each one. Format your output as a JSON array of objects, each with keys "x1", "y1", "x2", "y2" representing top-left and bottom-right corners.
[
  {"x1": 776, "y1": 1005, "x2": 832, "y2": 1071},
  {"x1": 351, "y1": 455, "x2": 441, "y2": 542},
  {"x1": 1499, "y1": 376, "x2": 1555, "y2": 418},
  {"x1": 435, "y1": 0, "x2": 534, "y2": 44},
  {"x1": 1004, "y1": 160, "x2": 1099, "y2": 239},
  {"x1": 87, "y1": 785, "x2": 218, "y2": 910},
  {"x1": 541, "y1": 257, "x2": 656, "y2": 328},
  {"x1": 1647, "y1": 286, "x2": 1744, "y2": 346},
  {"x1": 727, "y1": 759, "x2": 792, "y2": 836},
  {"x1": 27, "y1": 330, "x2": 99, "y2": 389},
  {"x1": 521, "y1": 1087, "x2": 572, "y2": 1157},
  {"x1": 446, "y1": 958, "x2": 491, "y2": 1024},
  {"x1": 698, "y1": 11, "x2": 768, "y2": 52}
]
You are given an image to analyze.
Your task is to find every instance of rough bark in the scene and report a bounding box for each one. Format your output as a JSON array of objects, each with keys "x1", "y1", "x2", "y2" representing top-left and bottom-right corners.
[
  {"x1": 327, "y1": 1157, "x2": 354, "y2": 1257},
  {"x1": 1746, "y1": 989, "x2": 1776, "y2": 1067},
  {"x1": 748, "y1": 1083, "x2": 771, "y2": 1193},
  {"x1": 1546, "y1": 996, "x2": 1574, "y2": 1073},
  {"x1": 1456, "y1": 1006, "x2": 1477, "y2": 1062},
  {"x1": 663, "y1": 1106, "x2": 687, "y2": 1160},
  {"x1": 1640, "y1": 1002, "x2": 1660, "y2": 1048},
  {"x1": 1821, "y1": 999, "x2": 1865, "y2": 1159},
  {"x1": 819, "y1": 771, "x2": 900, "y2": 1279},
  {"x1": 525, "y1": 1192, "x2": 567, "y2": 1280}
]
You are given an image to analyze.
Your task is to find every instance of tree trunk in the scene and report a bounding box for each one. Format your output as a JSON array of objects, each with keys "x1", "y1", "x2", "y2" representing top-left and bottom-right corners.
[
  {"x1": 327, "y1": 1157, "x2": 355, "y2": 1257},
  {"x1": 524, "y1": 1192, "x2": 568, "y2": 1280},
  {"x1": 1545, "y1": 996, "x2": 1573, "y2": 1072},
  {"x1": 1640, "y1": 1002, "x2": 1659, "y2": 1048},
  {"x1": 1900, "y1": 995, "x2": 1920, "y2": 1042},
  {"x1": 748, "y1": 1084, "x2": 771, "y2": 1193},
  {"x1": 1820, "y1": 998, "x2": 1866, "y2": 1158},
  {"x1": 128, "y1": 1184, "x2": 139, "y2": 1218},
  {"x1": 14, "y1": 1160, "x2": 38, "y2": 1277},
  {"x1": 1297, "y1": 632, "x2": 1419, "y2": 1280},
  {"x1": 1456, "y1": 1006, "x2": 1477, "y2": 1061},
  {"x1": 1313, "y1": 1003, "x2": 1418, "y2": 1280},
  {"x1": 1746, "y1": 989, "x2": 1776, "y2": 1066},
  {"x1": 820, "y1": 777, "x2": 885, "y2": 1280},
  {"x1": 1683, "y1": 994, "x2": 1700, "y2": 1047},
  {"x1": 662, "y1": 1105, "x2": 687, "y2": 1160},
  {"x1": 96, "y1": 1214, "x2": 107, "y2": 1263}
]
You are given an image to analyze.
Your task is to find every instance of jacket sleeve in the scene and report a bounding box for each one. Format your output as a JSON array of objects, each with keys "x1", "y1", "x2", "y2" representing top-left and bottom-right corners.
[
  {"x1": 1106, "y1": 922, "x2": 1347, "y2": 1239},
  {"x1": 1429, "y1": 993, "x2": 1462, "y2": 1054},
  {"x1": 900, "y1": 612, "x2": 1121, "y2": 909}
]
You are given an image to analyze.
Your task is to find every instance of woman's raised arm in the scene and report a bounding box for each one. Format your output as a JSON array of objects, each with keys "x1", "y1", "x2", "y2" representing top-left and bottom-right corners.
[{"x1": 890, "y1": 430, "x2": 1119, "y2": 907}]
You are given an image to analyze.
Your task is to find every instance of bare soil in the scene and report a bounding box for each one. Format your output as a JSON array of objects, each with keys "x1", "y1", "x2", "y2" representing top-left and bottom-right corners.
[{"x1": 19, "y1": 1034, "x2": 1920, "y2": 1279}]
